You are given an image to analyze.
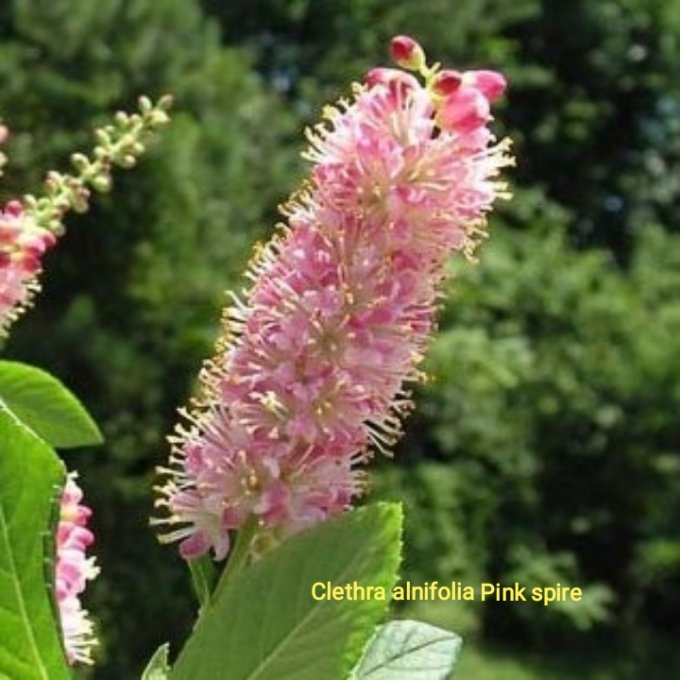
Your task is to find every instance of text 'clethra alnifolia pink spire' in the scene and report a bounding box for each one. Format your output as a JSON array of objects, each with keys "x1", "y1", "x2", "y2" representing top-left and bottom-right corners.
[
  {"x1": 55, "y1": 473, "x2": 99, "y2": 665},
  {"x1": 155, "y1": 37, "x2": 513, "y2": 561}
]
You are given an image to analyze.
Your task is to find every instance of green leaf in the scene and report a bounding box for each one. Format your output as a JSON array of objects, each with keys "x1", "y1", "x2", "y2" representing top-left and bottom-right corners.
[
  {"x1": 170, "y1": 503, "x2": 403, "y2": 680},
  {"x1": 0, "y1": 407, "x2": 70, "y2": 679},
  {"x1": 0, "y1": 360, "x2": 102, "y2": 449},
  {"x1": 141, "y1": 643, "x2": 171, "y2": 680},
  {"x1": 350, "y1": 620, "x2": 462, "y2": 680},
  {"x1": 187, "y1": 556, "x2": 217, "y2": 609}
]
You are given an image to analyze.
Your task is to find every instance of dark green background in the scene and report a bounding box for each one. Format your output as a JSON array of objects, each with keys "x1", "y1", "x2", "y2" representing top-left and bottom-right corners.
[{"x1": 1, "y1": 1, "x2": 679, "y2": 677}]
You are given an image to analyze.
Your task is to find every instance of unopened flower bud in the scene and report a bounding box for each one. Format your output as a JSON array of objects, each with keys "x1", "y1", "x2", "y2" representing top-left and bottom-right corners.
[
  {"x1": 432, "y1": 70, "x2": 463, "y2": 96},
  {"x1": 389, "y1": 35, "x2": 426, "y2": 71},
  {"x1": 158, "y1": 94, "x2": 174, "y2": 110},
  {"x1": 150, "y1": 110, "x2": 170, "y2": 126},
  {"x1": 70, "y1": 153, "x2": 90, "y2": 172},
  {"x1": 91, "y1": 174, "x2": 112, "y2": 193},
  {"x1": 45, "y1": 173, "x2": 61, "y2": 195},
  {"x1": 41, "y1": 231, "x2": 57, "y2": 249},
  {"x1": 463, "y1": 70, "x2": 507, "y2": 102},
  {"x1": 70, "y1": 189, "x2": 90, "y2": 214},
  {"x1": 437, "y1": 87, "x2": 490, "y2": 135},
  {"x1": 94, "y1": 129, "x2": 111, "y2": 146},
  {"x1": 119, "y1": 155, "x2": 136, "y2": 168},
  {"x1": 5, "y1": 200, "x2": 23, "y2": 217},
  {"x1": 138, "y1": 96, "x2": 152, "y2": 113}
]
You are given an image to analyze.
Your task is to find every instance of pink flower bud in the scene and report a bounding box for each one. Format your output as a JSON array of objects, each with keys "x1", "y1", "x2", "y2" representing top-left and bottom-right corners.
[
  {"x1": 18, "y1": 253, "x2": 41, "y2": 274},
  {"x1": 437, "y1": 87, "x2": 491, "y2": 134},
  {"x1": 5, "y1": 200, "x2": 23, "y2": 217},
  {"x1": 432, "y1": 69, "x2": 463, "y2": 96},
  {"x1": 41, "y1": 231, "x2": 58, "y2": 249},
  {"x1": 389, "y1": 35, "x2": 426, "y2": 71},
  {"x1": 464, "y1": 69, "x2": 507, "y2": 102}
]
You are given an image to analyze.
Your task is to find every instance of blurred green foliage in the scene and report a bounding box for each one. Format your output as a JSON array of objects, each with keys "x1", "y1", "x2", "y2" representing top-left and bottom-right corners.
[
  {"x1": 380, "y1": 223, "x2": 680, "y2": 644},
  {"x1": 1, "y1": 0, "x2": 679, "y2": 677}
]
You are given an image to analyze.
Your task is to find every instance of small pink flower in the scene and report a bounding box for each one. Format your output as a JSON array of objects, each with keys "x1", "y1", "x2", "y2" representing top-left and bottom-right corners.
[
  {"x1": 364, "y1": 68, "x2": 420, "y2": 101},
  {"x1": 389, "y1": 35, "x2": 426, "y2": 71},
  {"x1": 0, "y1": 200, "x2": 56, "y2": 337},
  {"x1": 55, "y1": 473, "x2": 99, "y2": 666},
  {"x1": 365, "y1": 67, "x2": 419, "y2": 90}
]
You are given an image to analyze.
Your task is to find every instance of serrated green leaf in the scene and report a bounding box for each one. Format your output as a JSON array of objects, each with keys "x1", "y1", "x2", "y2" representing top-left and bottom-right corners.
[
  {"x1": 170, "y1": 503, "x2": 403, "y2": 680},
  {"x1": 350, "y1": 619, "x2": 462, "y2": 680},
  {"x1": 0, "y1": 361, "x2": 102, "y2": 449},
  {"x1": 0, "y1": 407, "x2": 70, "y2": 680},
  {"x1": 141, "y1": 643, "x2": 171, "y2": 680}
]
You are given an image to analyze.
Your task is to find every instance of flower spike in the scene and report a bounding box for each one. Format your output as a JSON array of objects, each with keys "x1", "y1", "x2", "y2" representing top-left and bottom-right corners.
[
  {"x1": 155, "y1": 38, "x2": 513, "y2": 562},
  {"x1": 0, "y1": 95, "x2": 171, "y2": 339},
  {"x1": 55, "y1": 473, "x2": 99, "y2": 666}
]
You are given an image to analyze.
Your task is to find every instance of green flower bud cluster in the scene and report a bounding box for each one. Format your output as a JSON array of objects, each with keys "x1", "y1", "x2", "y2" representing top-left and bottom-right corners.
[{"x1": 24, "y1": 95, "x2": 172, "y2": 234}]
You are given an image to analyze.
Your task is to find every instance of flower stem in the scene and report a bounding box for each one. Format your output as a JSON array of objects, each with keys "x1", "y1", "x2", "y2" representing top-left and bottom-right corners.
[
  {"x1": 23, "y1": 94, "x2": 172, "y2": 234},
  {"x1": 212, "y1": 516, "x2": 258, "y2": 602}
]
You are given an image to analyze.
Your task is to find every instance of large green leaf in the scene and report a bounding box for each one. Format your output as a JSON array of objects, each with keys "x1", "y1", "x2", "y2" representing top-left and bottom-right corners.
[
  {"x1": 0, "y1": 407, "x2": 70, "y2": 679},
  {"x1": 141, "y1": 643, "x2": 171, "y2": 680},
  {"x1": 0, "y1": 361, "x2": 102, "y2": 449},
  {"x1": 170, "y1": 503, "x2": 403, "y2": 680},
  {"x1": 349, "y1": 620, "x2": 462, "y2": 680}
]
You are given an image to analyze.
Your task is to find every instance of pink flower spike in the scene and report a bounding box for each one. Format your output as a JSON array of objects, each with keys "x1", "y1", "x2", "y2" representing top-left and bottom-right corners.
[
  {"x1": 389, "y1": 35, "x2": 426, "y2": 71},
  {"x1": 55, "y1": 472, "x2": 99, "y2": 666},
  {"x1": 0, "y1": 199, "x2": 57, "y2": 337},
  {"x1": 155, "y1": 39, "x2": 512, "y2": 562},
  {"x1": 464, "y1": 69, "x2": 507, "y2": 102}
]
